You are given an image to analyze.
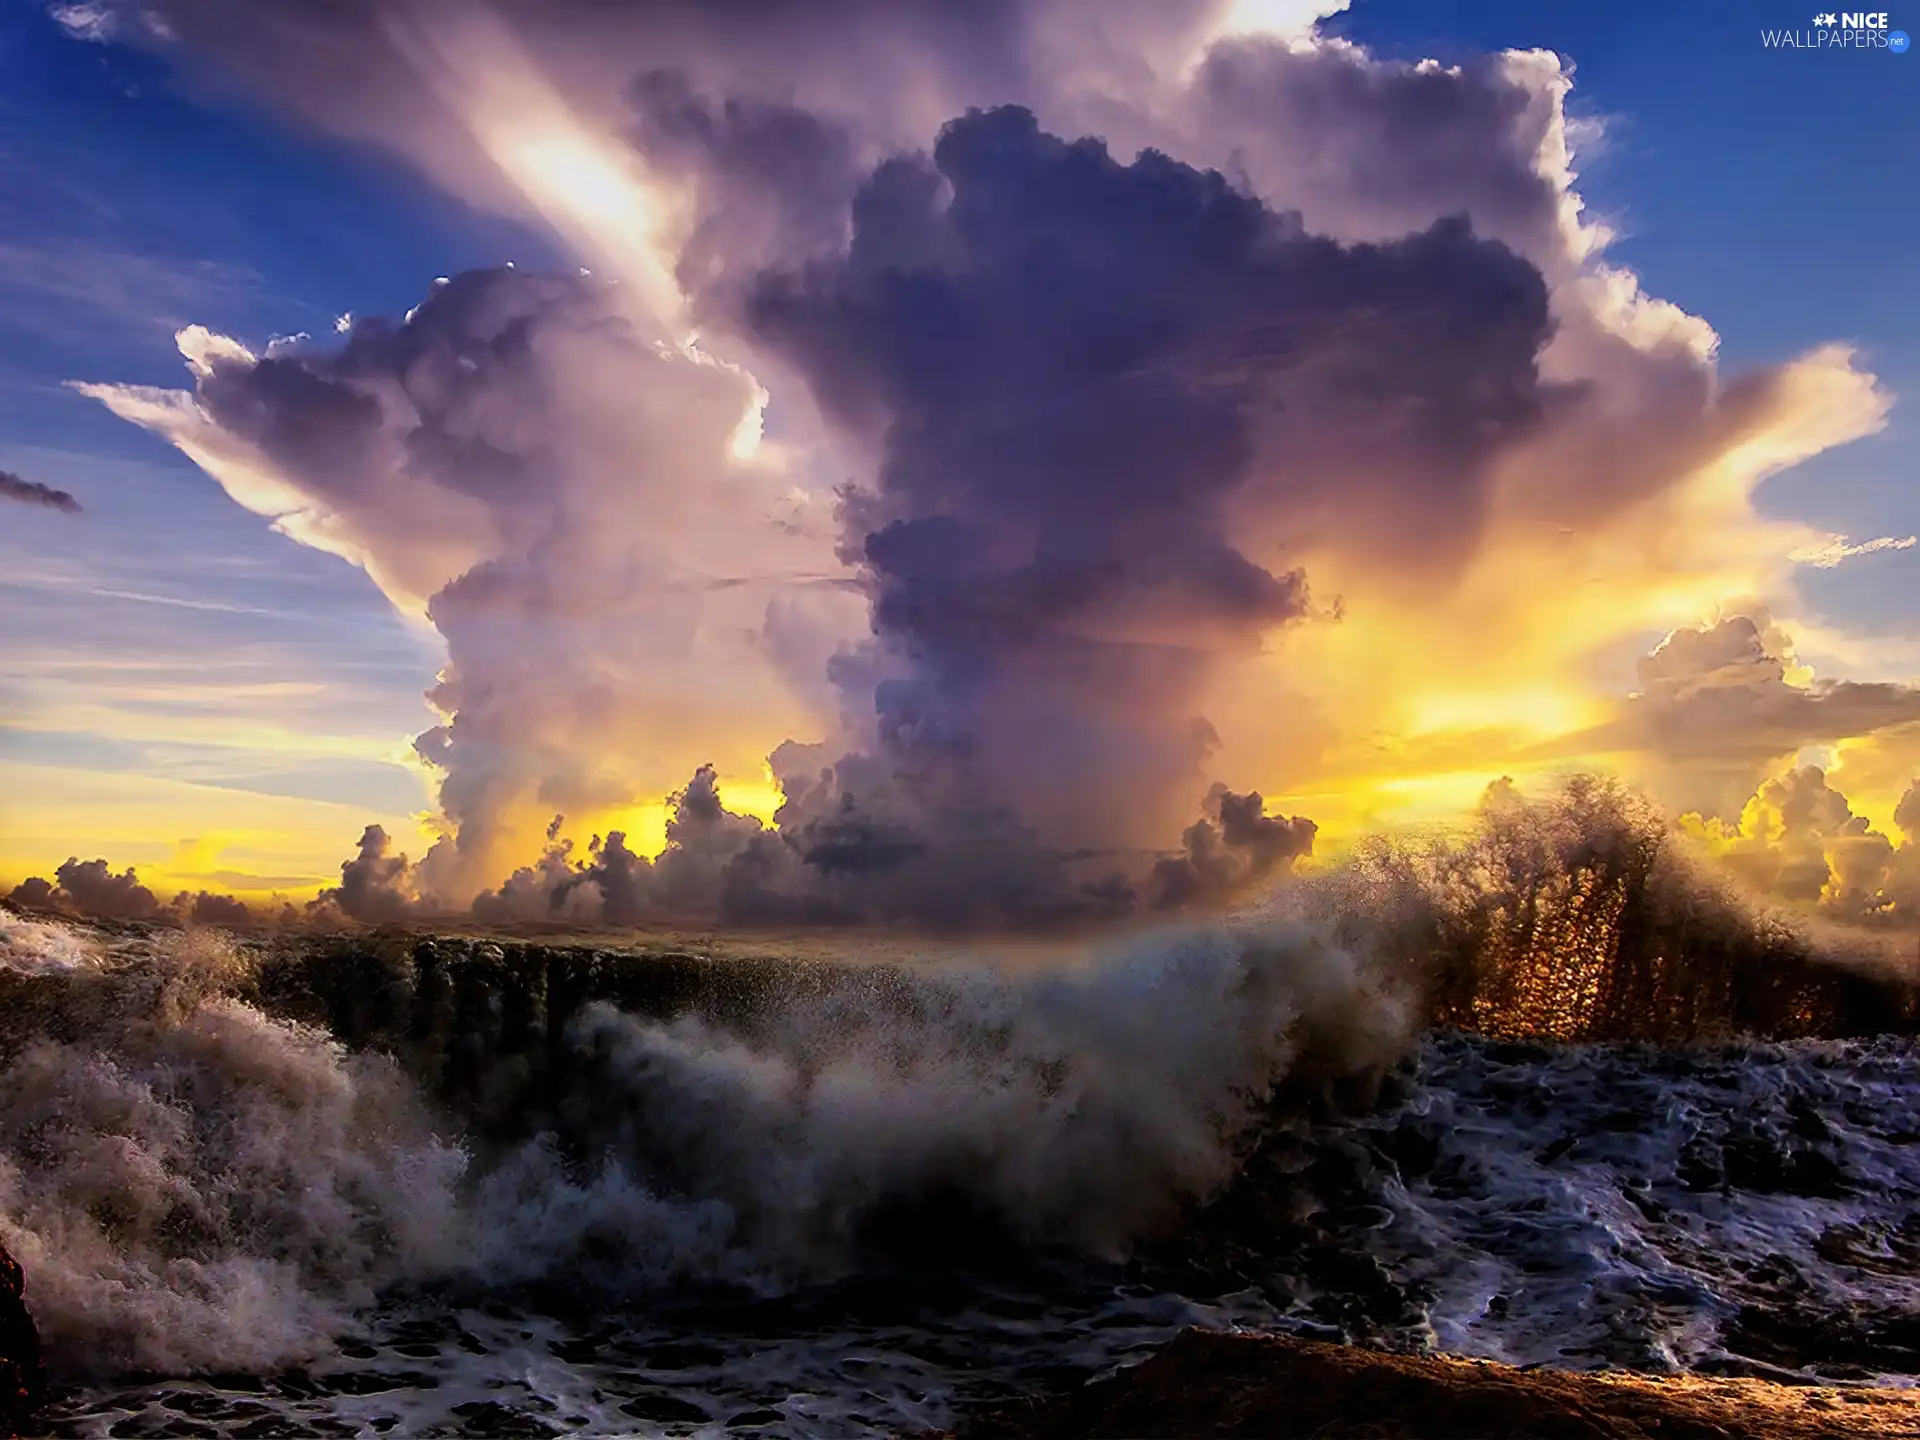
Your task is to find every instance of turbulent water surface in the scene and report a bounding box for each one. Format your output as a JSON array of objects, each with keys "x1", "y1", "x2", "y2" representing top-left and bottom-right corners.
[{"x1": 1, "y1": 907, "x2": 1917, "y2": 1438}]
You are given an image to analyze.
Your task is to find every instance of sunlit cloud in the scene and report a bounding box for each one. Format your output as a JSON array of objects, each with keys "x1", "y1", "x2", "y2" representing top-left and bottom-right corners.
[
  {"x1": 380, "y1": 5, "x2": 685, "y2": 327},
  {"x1": 1789, "y1": 533, "x2": 1918, "y2": 568}
]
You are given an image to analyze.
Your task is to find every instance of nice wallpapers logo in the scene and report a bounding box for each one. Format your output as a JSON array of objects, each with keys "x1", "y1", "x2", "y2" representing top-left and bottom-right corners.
[{"x1": 1762, "y1": 10, "x2": 1912, "y2": 48}]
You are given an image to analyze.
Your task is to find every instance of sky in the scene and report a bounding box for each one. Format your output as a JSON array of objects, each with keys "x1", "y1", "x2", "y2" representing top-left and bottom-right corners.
[{"x1": 0, "y1": 0, "x2": 1916, "y2": 924}]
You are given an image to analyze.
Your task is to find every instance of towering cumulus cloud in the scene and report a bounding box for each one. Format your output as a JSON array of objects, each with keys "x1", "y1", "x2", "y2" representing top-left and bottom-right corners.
[
  {"x1": 50, "y1": 0, "x2": 1909, "y2": 929},
  {"x1": 84, "y1": 269, "x2": 842, "y2": 901},
  {"x1": 749, "y1": 106, "x2": 1548, "y2": 855}
]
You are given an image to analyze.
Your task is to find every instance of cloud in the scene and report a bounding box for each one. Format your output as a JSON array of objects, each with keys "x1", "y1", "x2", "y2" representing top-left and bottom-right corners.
[
  {"x1": 309, "y1": 823, "x2": 422, "y2": 925},
  {"x1": 749, "y1": 105, "x2": 1549, "y2": 851},
  {"x1": 62, "y1": 3, "x2": 1910, "y2": 925},
  {"x1": 1148, "y1": 784, "x2": 1317, "y2": 910},
  {"x1": 1682, "y1": 766, "x2": 1920, "y2": 923},
  {"x1": 466, "y1": 759, "x2": 1313, "y2": 931},
  {"x1": 8, "y1": 857, "x2": 162, "y2": 920},
  {"x1": 0, "y1": 470, "x2": 82, "y2": 514},
  {"x1": 1897, "y1": 779, "x2": 1920, "y2": 840},
  {"x1": 49, "y1": 2, "x2": 130, "y2": 41},
  {"x1": 1789, "y1": 533, "x2": 1917, "y2": 568},
  {"x1": 83, "y1": 268, "x2": 844, "y2": 899},
  {"x1": 1545, "y1": 615, "x2": 1920, "y2": 821}
]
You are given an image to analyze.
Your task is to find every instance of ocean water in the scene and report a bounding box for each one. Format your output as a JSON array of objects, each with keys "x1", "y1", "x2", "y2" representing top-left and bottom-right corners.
[{"x1": 1, "y1": 907, "x2": 1916, "y2": 1438}]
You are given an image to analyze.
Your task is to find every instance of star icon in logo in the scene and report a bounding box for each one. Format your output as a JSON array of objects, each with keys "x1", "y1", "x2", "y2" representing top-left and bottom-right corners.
[{"x1": 1814, "y1": 11, "x2": 1838, "y2": 22}]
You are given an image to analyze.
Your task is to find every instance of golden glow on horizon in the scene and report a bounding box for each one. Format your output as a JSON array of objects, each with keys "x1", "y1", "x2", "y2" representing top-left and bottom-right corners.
[
  {"x1": 1404, "y1": 687, "x2": 1600, "y2": 742},
  {"x1": 0, "y1": 761, "x2": 437, "y2": 903},
  {"x1": 597, "y1": 767, "x2": 786, "y2": 860},
  {"x1": 1209, "y1": 341, "x2": 1895, "y2": 858}
]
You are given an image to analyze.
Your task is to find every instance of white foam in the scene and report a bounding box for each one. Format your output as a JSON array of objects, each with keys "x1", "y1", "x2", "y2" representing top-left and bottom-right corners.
[
  {"x1": 1337, "y1": 1032, "x2": 1920, "y2": 1378},
  {"x1": 3, "y1": 906, "x2": 1409, "y2": 1384},
  {"x1": 0, "y1": 911, "x2": 102, "y2": 975}
]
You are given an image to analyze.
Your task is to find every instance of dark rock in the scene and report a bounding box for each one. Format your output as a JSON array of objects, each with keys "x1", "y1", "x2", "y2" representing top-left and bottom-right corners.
[
  {"x1": 443, "y1": 1400, "x2": 560, "y2": 1436},
  {"x1": 309, "y1": 1369, "x2": 440, "y2": 1396},
  {"x1": 725, "y1": 1408, "x2": 785, "y2": 1428},
  {"x1": 0, "y1": 1242, "x2": 44, "y2": 1434},
  {"x1": 618, "y1": 1392, "x2": 710, "y2": 1423}
]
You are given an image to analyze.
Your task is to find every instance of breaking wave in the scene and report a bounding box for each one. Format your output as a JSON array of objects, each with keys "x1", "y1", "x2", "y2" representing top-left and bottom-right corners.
[
  {"x1": 0, "y1": 905, "x2": 1410, "y2": 1379},
  {"x1": 0, "y1": 930, "x2": 465, "y2": 1374}
]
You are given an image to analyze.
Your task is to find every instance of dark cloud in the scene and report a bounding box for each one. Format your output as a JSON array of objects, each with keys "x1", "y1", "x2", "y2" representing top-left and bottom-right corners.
[
  {"x1": 4, "y1": 877, "x2": 59, "y2": 912},
  {"x1": 71, "y1": 13, "x2": 1902, "y2": 937},
  {"x1": 5, "y1": 866, "x2": 279, "y2": 928},
  {"x1": 749, "y1": 106, "x2": 1550, "y2": 849},
  {"x1": 177, "y1": 891, "x2": 259, "y2": 928},
  {"x1": 1176, "y1": 38, "x2": 1566, "y2": 259},
  {"x1": 1148, "y1": 785, "x2": 1317, "y2": 910},
  {"x1": 627, "y1": 69, "x2": 864, "y2": 295},
  {"x1": 471, "y1": 759, "x2": 1143, "y2": 932},
  {"x1": 101, "y1": 103, "x2": 1556, "y2": 932},
  {"x1": 312, "y1": 825, "x2": 423, "y2": 925},
  {"x1": 0, "y1": 470, "x2": 82, "y2": 514},
  {"x1": 7, "y1": 858, "x2": 162, "y2": 921}
]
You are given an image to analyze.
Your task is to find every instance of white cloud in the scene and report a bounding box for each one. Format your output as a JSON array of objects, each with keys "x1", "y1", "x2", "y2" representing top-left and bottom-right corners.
[{"x1": 1789, "y1": 533, "x2": 1918, "y2": 568}]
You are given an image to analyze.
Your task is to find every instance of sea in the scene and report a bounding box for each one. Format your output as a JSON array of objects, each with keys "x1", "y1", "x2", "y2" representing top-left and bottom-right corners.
[{"x1": 0, "y1": 902, "x2": 1915, "y2": 1439}]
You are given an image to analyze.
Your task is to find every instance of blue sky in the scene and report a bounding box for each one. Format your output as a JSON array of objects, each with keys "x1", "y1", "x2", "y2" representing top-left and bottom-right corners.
[
  {"x1": 0, "y1": 0, "x2": 1914, "y2": 894},
  {"x1": 0, "y1": 5, "x2": 546, "y2": 886},
  {"x1": 1331, "y1": 0, "x2": 1919, "y2": 634}
]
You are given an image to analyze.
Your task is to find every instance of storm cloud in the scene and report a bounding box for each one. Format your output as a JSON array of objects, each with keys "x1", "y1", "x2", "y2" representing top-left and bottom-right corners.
[
  {"x1": 750, "y1": 106, "x2": 1550, "y2": 851},
  {"x1": 8, "y1": 858, "x2": 162, "y2": 921}
]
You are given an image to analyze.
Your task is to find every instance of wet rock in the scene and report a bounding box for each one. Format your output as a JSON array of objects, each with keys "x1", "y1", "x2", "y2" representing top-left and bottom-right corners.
[
  {"x1": 317, "y1": 1370, "x2": 441, "y2": 1397},
  {"x1": 1724, "y1": 1300, "x2": 1920, "y2": 1377},
  {"x1": 107, "y1": 1416, "x2": 219, "y2": 1439},
  {"x1": 643, "y1": 1342, "x2": 728, "y2": 1370},
  {"x1": 725, "y1": 1408, "x2": 786, "y2": 1428},
  {"x1": 444, "y1": 1399, "x2": 561, "y2": 1436},
  {"x1": 231, "y1": 1419, "x2": 321, "y2": 1439},
  {"x1": 961, "y1": 1328, "x2": 1920, "y2": 1438},
  {"x1": 0, "y1": 1242, "x2": 44, "y2": 1434},
  {"x1": 618, "y1": 1391, "x2": 710, "y2": 1423}
]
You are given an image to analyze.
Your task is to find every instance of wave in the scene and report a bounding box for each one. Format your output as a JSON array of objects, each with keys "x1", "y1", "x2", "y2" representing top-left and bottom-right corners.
[
  {"x1": 0, "y1": 929, "x2": 465, "y2": 1375},
  {"x1": 0, "y1": 907, "x2": 1409, "y2": 1379}
]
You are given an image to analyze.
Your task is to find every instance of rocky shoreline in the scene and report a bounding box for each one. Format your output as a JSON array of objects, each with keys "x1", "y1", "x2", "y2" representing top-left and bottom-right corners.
[
  {"x1": 0, "y1": 1244, "x2": 43, "y2": 1438},
  {"x1": 957, "y1": 1329, "x2": 1920, "y2": 1439}
]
